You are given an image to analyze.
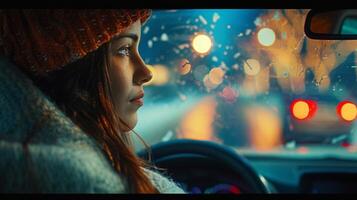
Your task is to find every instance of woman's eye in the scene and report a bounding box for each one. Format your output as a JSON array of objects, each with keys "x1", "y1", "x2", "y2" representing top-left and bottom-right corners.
[{"x1": 116, "y1": 46, "x2": 131, "y2": 57}]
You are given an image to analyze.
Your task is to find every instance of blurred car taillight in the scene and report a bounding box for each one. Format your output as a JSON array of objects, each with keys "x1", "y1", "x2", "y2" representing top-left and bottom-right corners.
[
  {"x1": 336, "y1": 101, "x2": 357, "y2": 122},
  {"x1": 290, "y1": 99, "x2": 318, "y2": 120}
]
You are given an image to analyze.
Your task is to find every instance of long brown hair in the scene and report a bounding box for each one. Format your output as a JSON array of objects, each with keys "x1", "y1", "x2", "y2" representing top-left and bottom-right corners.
[{"x1": 31, "y1": 42, "x2": 159, "y2": 193}]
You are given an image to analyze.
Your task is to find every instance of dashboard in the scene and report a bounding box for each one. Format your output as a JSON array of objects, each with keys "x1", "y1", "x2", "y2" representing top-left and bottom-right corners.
[
  {"x1": 139, "y1": 139, "x2": 357, "y2": 194},
  {"x1": 300, "y1": 173, "x2": 357, "y2": 193},
  {"x1": 159, "y1": 152, "x2": 357, "y2": 193},
  {"x1": 242, "y1": 154, "x2": 357, "y2": 193}
]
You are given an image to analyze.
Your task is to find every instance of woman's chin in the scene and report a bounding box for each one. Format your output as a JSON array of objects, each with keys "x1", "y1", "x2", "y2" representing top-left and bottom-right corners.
[{"x1": 120, "y1": 115, "x2": 138, "y2": 132}]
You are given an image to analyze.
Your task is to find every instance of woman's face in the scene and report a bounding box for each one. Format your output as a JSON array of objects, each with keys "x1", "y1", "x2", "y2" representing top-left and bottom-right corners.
[{"x1": 108, "y1": 20, "x2": 152, "y2": 132}]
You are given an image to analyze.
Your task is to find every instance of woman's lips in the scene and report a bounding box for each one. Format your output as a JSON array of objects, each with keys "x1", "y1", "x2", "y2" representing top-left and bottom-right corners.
[
  {"x1": 130, "y1": 98, "x2": 144, "y2": 106},
  {"x1": 130, "y1": 93, "x2": 144, "y2": 106}
]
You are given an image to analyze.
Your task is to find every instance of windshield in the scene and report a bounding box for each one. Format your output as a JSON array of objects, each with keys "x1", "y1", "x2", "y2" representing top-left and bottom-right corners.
[{"x1": 133, "y1": 9, "x2": 357, "y2": 159}]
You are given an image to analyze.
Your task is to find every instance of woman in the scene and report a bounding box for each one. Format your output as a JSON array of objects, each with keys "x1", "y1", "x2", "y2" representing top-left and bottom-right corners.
[{"x1": 0, "y1": 9, "x2": 185, "y2": 193}]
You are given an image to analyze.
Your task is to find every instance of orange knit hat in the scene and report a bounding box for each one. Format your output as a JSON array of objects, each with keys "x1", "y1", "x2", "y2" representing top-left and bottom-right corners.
[{"x1": 0, "y1": 9, "x2": 151, "y2": 77}]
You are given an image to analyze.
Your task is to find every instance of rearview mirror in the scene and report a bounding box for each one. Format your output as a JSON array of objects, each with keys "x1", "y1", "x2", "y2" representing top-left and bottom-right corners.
[{"x1": 305, "y1": 9, "x2": 357, "y2": 40}]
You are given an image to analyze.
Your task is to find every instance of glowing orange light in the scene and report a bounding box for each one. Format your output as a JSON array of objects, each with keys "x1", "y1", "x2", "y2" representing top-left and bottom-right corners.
[
  {"x1": 297, "y1": 146, "x2": 309, "y2": 154},
  {"x1": 177, "y1": 59, "x2": 192, "y2": 75},
  {"x1": 290, "y1": 99, "x2": 317, "y2": 120},
  {"x1": 245, "y1": 106, "x2": 282, "y2": 151},
  {"x1": 208, "y1": 67, "x2": 225, "y2": 85},
  {"x1": 203, "y1": 74, "x2": 218, "y2": 90},
  {"x1": 337, "y1": 101, "x2": 357, "y2": 122},
  {"x1": 178, "y1": 97, "x2": 217, "y2": 141}
]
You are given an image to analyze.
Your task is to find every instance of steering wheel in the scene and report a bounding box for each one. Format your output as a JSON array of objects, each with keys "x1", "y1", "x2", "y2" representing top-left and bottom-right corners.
[{"x1": 137, "y1": 139, "x2": 271, "y2": 193}]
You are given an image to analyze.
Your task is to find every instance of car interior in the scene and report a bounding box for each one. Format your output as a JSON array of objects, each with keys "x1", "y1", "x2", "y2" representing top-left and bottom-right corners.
[{"x1": 1, "y1": 9, "x2": 357, "y2": 194}]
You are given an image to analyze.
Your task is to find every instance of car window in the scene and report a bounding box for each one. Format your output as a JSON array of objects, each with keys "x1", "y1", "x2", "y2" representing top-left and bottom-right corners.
[{"x1": 133, "y1": 9, "x2": 357, "y2": 159}]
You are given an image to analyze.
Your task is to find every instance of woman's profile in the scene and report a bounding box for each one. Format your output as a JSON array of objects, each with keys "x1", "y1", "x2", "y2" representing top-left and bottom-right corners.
[{"x1": 0, "y1": 9, "x2": 185, "y2": 193}]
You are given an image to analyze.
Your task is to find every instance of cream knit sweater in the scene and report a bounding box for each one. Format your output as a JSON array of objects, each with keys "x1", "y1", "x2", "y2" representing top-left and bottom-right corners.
[{"x1": 0, "y1": 57, "x2": 185, "y2": 193}]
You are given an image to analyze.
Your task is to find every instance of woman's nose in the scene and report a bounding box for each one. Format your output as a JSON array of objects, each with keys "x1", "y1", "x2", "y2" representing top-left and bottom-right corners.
[{"x1": 134, "y1": 55, "x2": 153, "y2": 85}]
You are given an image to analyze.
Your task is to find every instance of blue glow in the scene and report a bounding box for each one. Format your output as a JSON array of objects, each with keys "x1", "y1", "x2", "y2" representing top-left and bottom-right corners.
[{"x1": 341, "y1": 17, "x2": 357, "y2": 35}]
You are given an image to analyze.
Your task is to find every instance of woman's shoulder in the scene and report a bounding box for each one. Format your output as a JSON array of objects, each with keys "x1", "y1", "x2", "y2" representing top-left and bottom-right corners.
[
  {"x1": 0, "y1": 57, "x2": 129, "y2": 193},
  {"x1": 0, "y1": 57, "x2": 185, "y2": 193},
  {"x1": 0, "y1": 139, "x2": 129, "y2": 193},
  {"x1": 143, "y1": 168, "x2": 186, "y2": 194}
]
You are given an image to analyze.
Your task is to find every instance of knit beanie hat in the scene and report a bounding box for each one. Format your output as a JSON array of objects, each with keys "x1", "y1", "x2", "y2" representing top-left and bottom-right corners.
[{"x1": 0, "y1": 9, "x2": 151, "y2": 77}]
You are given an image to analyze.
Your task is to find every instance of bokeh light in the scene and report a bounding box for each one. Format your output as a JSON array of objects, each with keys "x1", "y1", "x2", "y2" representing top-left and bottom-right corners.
[
  {"x1": 292, "y1": 101, "x2": 310, "y2": 120},
  {"x1": 257, "y1": 27, "x2": 276, "y2": 47},
  {"x1": 337, "y1": 101, "x2": 357, "y2": 122},
  {"x1": 245, "y1": 105, "x2": 282, "y2": 151},
  {"x1": 203, "y1": 74, "x2": 218, "y2": 90},
  {"x1": 192, "y1": 33, "x2": 213, "y2": 54},
  {"x1": 208, "y1": 67, "x2": 225, "y2": 85},
  {"x1": 178, "y1": 96, "x2": 217, "y2": 141},
  {"x1": 177, "y1": 59, "x2": 192, "y2": 75},
  {"x1": 243, "y1": 59, "x2": 261, "y2": 76},
  {"x1": 219, "y1": 86, "x2": 239, "y2": 103},
  {"x1": 290, "y1": 99, "x2": 317, "y2": 120}
]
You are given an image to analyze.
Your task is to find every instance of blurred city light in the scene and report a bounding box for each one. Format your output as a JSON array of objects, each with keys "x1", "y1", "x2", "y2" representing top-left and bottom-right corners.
[
  {"x1": 208, "y1": 67, "x2": 225, "y2": 85},
  {"x1": 192, "y1": 33, "x2": 213, "y2": 54},
  {"x1": 245, "y1": 105, "x2": 282, "y2": 151},
  {"x1": 177, "y1": 58, "x2": 192, "y2": 75},
  {"x1": 203, "y1": 74, "x2": 218, "y2": 90},
  {"x1": 257, "y1": 27, "x2": 276, "y2": 47},
  {"x1": 243, "y1": 59, "x2": 261, "y2": 76},
  {"x1": 219, "y1": 86, "x2": 239, "y2": 103},
  {"x1": 178, "y1": 96, "x2": 217, "y2": 141}
]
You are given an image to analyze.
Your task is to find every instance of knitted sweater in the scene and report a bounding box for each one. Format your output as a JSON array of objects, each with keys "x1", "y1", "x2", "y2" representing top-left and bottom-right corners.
[{"x1": 0, "y1": 57, "x2": 185, "y2": 193}]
